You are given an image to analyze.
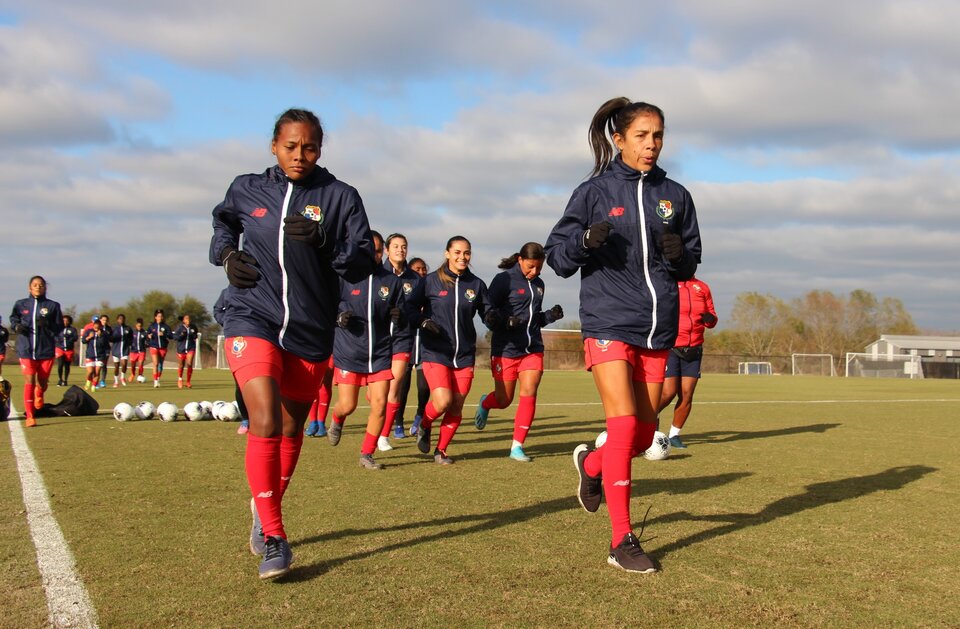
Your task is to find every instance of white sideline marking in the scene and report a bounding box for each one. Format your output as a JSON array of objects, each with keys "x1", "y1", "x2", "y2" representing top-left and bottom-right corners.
[{"x1": 8, "y1": 420, "x2": 99, "y2": 629}]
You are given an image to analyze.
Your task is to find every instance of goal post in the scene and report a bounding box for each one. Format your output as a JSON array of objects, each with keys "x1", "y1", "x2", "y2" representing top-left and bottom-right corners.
[
  {"x1": 738, "y1": 361, "x2": 773, "y2": 375},
  {"x1": 844, "y1": 353, "x2": 924, "y2": 379},
  {"x1": 791, "y1": 353, "x2": 837, "y2": 376}
]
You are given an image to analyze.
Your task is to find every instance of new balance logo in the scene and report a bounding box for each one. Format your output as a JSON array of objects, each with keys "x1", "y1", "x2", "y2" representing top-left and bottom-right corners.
[
  {"x1": 609, "y1": 206, "x2": 625, "y2": 217},
  {"x1": 256, "y1": 491, "x2": 274, "y2": 498},
  {"x1": 612, "y1": 480, "x2": 631, "y2": 487},
  {"x1": 251, "y1": 208, "x2": 268, "y2": 217}
]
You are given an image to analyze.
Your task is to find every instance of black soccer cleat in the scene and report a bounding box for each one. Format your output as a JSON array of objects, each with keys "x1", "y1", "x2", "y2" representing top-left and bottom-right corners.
[
  {"x1": 573, "y1": 444, "x2": 602, "y2": 513},
  {"x1": 416, "y1": 425, "x2": 432, "y2": 454},
  {"x1": 607, "y1": 532, "x2": 658, "y2": 574}
]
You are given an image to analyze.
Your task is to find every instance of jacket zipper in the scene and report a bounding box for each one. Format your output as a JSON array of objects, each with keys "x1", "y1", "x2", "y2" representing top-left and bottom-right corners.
[
  {"x1": 367, "y1": 275, "x2": 374, "y2": 373},
  {"x1": 637, "y1": 176, "x2": 659, "y2": 347},
  {"x1": 525, "y1": 278, "x2": 533, "y2": 354},
  {"x1": 453, "y1": 275, "x2": 460, "y2": 368},
  {"x1": 277, "y1": 182, "x2": 294, "y2": 349}
]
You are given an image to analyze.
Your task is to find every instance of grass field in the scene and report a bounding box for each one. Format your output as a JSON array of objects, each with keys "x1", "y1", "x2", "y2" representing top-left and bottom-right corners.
[{"x1": 2, "y1": 369, "x2": 959, "y2": 628}]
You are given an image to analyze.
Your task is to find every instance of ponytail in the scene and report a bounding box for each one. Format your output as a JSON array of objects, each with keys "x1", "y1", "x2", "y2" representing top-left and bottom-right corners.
[
  {"x1": 588, "y1": 97, "x2": 666, "y2": 177},
  {"x1": 498, "y1": 242, "x2": 544, "y2": 269}
]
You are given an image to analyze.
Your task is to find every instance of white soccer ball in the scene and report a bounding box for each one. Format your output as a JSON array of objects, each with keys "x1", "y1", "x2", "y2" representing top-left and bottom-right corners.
[
  {"x1": 199, "y1": 400, "x2": 214, "y2": 420},
  {"x1": 135, "y1": 401, "x2": 156, "y2": 420},
  {"x1": 212, "y1": 400, "x2": 227, "y2": 421},
  {"x1": 595, "y1": 430, "x2": 608, "y2": 448},
  {"x1": 157, "y1": 402, "x2": 179, "y2": 422},
  {"x1": 183, "y1": 402, "x2": 205, "y2": 421},
  {"x1": 643, "y1": 431, "x2": 671, "y2": 461},
  {"x1": 136, "y1": 375, "x2": 146, "y2": 383},
  {"x1": 218, "y1": 401, "x2": 241, "y2": 422},
  {"x1": 113, "y1": 402, "x2": 136, "y2": 422}
]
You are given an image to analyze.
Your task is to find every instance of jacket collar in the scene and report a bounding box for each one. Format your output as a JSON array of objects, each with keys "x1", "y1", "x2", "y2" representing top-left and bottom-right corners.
[{"x1": 608, "y1": 155, "x2": 666, "y2": 182}]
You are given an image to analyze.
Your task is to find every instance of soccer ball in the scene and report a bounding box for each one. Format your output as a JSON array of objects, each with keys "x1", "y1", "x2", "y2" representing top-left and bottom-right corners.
[
  {"x1": 136, "y1": 375, "x2": 146, "y2": 384},
  {"x1": 218, "y1": 401, "x2": 241, "y2": 422},
  {"x1": 643, "y1": 431, "x2": 671, "y2": 461},
  {"x1": 135, "y1": 401, "x2": 156, "y2": 420},
  {"x1": 183, "y1": 402, "x2": 204, "y2": 421},
  {"x1": 199, "y1": 400, "x2": 214, "y2": 420},
  {"x1": 211, "y1": 400, "x2": 227, "y2": 421},
  {"x1": 157, "y1": 402, "x2": 179, "y2": 422},
  {"x1": 595, "y1": 430, "x2": 608, "y2": 448},
  {"x1": 113, "y1": 402, "x2": 136, "y2": 422}
]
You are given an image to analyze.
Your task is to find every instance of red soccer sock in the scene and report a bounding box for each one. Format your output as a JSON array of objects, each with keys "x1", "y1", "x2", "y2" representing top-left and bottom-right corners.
[
  {"x1": 138, "y1": 365, "x2": 144, "y2": 376},
  {"x1": 317, "y1": 384, "x2": 332, "y2": 422},
  {"x1": 421, "y1": 401, "x2": 441, "y2": 431},
  {"x1": 23, "y1": 387, "x2": 34, "y2": 419},
  {"x1": 361, "y1": 430, "x2": 378, "y2": 455},
  {"x1": 481, "y1": 392, "x2": 502, "y2": 411},
  {"x1": 437, "y1": 414, "x2": 462, "y2": 452},
  {"x1": 245, "y1": 434, "x2": 285, "y2": 539},
  {"x1": 600, "y1": 415, "x2": 638, "y2": 543},
  {"x1": 332, "y1": 414, "x2": 345, "y2": 426},
  {"x1": 381, "y1": 402, "x2": 401, "y2": 437},
  {"x1": 178, "y1": 366, "x2": 184, "y2": 378},
  {"x1": 631, "y1": 421, "x2": 657, "y2": 457},
  {"x1": 154, "y1": 372, "x2": 160, "y2": 382},
  {"x1": 278, "y1": 433, "x2": 303, "y2": 498},
  {"x1": 187, "y1": 366, "x2": 193, "y2": 383},
  {"x1": 511, "y1": 395, "x2": 536, "y2": 444}
]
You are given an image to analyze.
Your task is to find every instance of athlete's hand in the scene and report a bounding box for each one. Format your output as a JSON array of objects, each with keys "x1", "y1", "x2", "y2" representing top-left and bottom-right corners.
[
  {"x1": 420, "y1": 319, "x2": 441, "y2": 335},
  {"x1": 583, "y1": 221, "x2": 613, "y2": 249},
  {"x1": 221, "y1": 246, "x2": 259, "y2": 288},
  {"x1": 283, "y1": 214, "x2": 327, "y2": 248},
  {"x1": 483, "y1": 310, "x2": 502, "y2": 328},
  {"x1": 506, "y1": 315, "x2": 524, "y2": 329},
  {"x1": 389, "y1": 307, "x2": 403, "y2": 326},
  {"x1": 546, "y1": 304, "x2": 564, "y2": 323},
  {"x1": 700, "y1": 312, "x2": 718, "y2": 325},
  {"x1": 336, "y1": 311, "x2": 353, "y2": 329},
  {"x1": 659, "y1": 232, "x2": 684, "y2": 264}
]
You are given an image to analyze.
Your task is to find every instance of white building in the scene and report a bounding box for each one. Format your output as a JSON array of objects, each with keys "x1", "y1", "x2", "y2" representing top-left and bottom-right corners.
[{"x1": 865, "y1": 335, "x2": 960, "y2": 360}]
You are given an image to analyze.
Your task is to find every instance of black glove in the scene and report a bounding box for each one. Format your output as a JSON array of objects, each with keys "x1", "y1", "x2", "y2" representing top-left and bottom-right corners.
[
  {"x1": 546, "y1": 304, "x2": 564, "y2": 323},
  {"x1": 583, "y1": 221, "x2": 613, "y2": 249},
  {"x1": 506, "y1": 315, "x2": 523, "y2": 329},
  {"x1": 389, "y1": 306, "x2": 403, "y2": 326},
  {"x1": 421, "y1": 319, "x2": 441, "y2": 335},
  {"x1": 221, "y1": 246, "x2": 259, "y2": 288},
  {"x1": 659, "y1": 232, "x2": 684, "y2": 265},
  {"x1": 283, "y1": 214, "x2": 327, "y2": 247},
  {"x1": 15, "y1": 323, "x2": 28, "y2": 334},
  {"x1": 700, "y1": 312, "x2": 718, "y2": 326},
  {"x1": 336, "y1": 311, "x2": 353, "y2": 329},
  {"x1": 483, "y1": 310, "x2": 502, "y2": 328}
]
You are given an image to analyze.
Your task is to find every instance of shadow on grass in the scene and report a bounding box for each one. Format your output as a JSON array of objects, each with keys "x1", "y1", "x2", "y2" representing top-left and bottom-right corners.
[
  {"x1": 686, "y1": 422, "x2": 841, "y2": 445},
  {"x1": 282, "y1": 470, "x2": 752, "y2": 582},
  {"x1": 648, "y1": 465, "x2": 937, "y2": 558}
]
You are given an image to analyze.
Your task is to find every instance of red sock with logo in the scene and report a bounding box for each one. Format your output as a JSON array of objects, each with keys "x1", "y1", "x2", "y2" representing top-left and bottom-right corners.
[
  {"x1": 421, "y1": 401, "x2": 441, "y2": 431},
  {"x1": 481, "y1": 392, "x2": 502, "y2": 410},
  {"x1": 361, "y1": 431, "x2": 378, "y2": 455},
  {"x1": 599, "y1": 415, "x2": 637, "y2": 543},
  {"x1": 512, "y1": 396, "x2": 536, "y2": 444},
  {"x1": 278, "y1": 433, "x2": 303, "y2": 498},
  {"x1": 245, "y1": 434, "x2": 285, "y2": 539},
  {"x1": 317, "y1": 383, "x2": 332, "y2": 422},
  {"x1": 437, "y1": 414, "x2": 462, "y2": 452},
  {"x1": 23, "y1": 387, "x2": 34, "y2": 419},
  {"x1": 381, "y1": 402, "x2": 401, "y2": 437}
]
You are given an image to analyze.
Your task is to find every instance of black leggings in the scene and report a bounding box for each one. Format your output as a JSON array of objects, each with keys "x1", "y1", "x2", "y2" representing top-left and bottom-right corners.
[
  {"x1": 415, "y1": 367, "x2": 430, "y2": 417},
  {"x1": 57, "y1": 355, "x2": 71, "y2": 383}
]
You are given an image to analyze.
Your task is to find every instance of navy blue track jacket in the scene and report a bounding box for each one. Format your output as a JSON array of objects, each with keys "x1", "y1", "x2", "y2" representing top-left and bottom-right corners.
[
  {"x1": 10, "y1": 297, "x2": 64, "y2": 360},
  {"x1": 111, "y1": 324, "x2": 133, "y2": 358},
  {"x1": 418, "y1": 268, "x2": 490, "y2": 369},
  {"x1": 82, "y1": 328, "x2": 110, "y2": 362},
  {"x1": 545, "y1": 157, "x2": 701, "y2": 350},
  {"x1": 56, "y1": 326, "x2": 78, "y2": 352},
  {"x1": 333, "y1": 266, "x2": 404, "y2": 374},
  {"x1": 384, "y1": 260, "x2": 424, "y2": 354},
  {"x1": 147, "y1": 322, "x2": 172, "y2": 350},
  {"x1": 175, "y1": 323, "x2": 199, "y2": 354},
  {"x1": 486, "y1": 264, "x2": 559, "y2": 358},
  {"x1": 209, "y1": 165, "x2": 375, "y2": 362},
  {"x1": 131, "y1": 328, "x2": 148, "y2": 353}
]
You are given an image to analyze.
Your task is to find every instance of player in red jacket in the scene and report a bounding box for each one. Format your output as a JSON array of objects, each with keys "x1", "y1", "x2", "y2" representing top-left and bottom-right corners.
[{"x1": 658, "y1": 276, "x2": 717, "y2": 449}]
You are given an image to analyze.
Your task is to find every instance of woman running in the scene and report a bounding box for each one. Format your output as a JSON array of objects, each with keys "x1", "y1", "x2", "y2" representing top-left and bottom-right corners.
[
  {"x1": 55, "y1": 315, "x2": 79, "y2": 386},
  {"x1": 210, "y1": 107, "x2": 374, "y2": 579},
  {"x1": 9, "y1": 276, "x2": 63, "y2": 426},
  {"x1": 129, "y1": 318, "x2": 148, "y2": 383},
  {"x1": 111, "y1": 313, "x2": 133, "y2": 387},
  {"x1": 147, "y1": 309, "x2": 172, "y2": 388},
  {"x1": 545, "y1": 98, "x2": 701, "y2": 573},
  {"x1": 473, "y1": 243, "x2": 564, "y2": 462},
  {"x1": 304, "y1": 358, "x2": 333, "y2": 438},
  {"x1": 0, "y1": 317, "x2": 8, "y2": 382},
  {"x1": 325, "y1": 230, "x2": 405, "y2": 469},
  {"x1": 407, "y1": 257, "x2": 431, "y2": 436},
  {"x1": 175, "y1": 314, "x2": 199, "y2": 389},
  {"x1": 82, "y1": 319, "x2": 110, "y2": 392},
  {"x1": 414, "y1": 236, "x2": 490, "y2": 464}
]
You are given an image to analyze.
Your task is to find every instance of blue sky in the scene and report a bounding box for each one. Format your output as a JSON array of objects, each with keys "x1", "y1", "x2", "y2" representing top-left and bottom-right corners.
[{"x1": 1, "y1": 0, "x2": 958, "y2": 335}]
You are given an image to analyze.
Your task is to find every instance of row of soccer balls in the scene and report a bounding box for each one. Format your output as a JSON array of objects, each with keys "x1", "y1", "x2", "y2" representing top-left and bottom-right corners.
[
  {"x1": 113, "y1": 400, "x2": 242, "y2": 423},
  {"x1": 594, "y1": 430, "x2": 671, "y2": 461}
]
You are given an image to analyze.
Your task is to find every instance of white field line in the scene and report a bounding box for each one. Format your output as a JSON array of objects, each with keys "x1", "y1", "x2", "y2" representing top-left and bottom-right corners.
[{"x1": 7, "y1": 419, "x2": 99, "y2": 629}]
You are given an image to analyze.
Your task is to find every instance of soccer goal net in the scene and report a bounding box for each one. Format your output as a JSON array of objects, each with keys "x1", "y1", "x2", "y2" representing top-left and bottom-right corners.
[
  {"x1": 844, "y1": 353, "x2": 924, "y2": 379},
  {"x1": 791, "y1": 353, "x2": 837, "y2": 376},
  {"x1": 738, "y1": 361, "x2": 773, "y2": 375}
]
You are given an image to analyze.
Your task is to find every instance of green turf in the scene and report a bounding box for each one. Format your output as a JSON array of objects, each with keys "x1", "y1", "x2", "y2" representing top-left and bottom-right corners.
[{"x1": 2, "y1": 371, "x2": 959, "y2": 627}]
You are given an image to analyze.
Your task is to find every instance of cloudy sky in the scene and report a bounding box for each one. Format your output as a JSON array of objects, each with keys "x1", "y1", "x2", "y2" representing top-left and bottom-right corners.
[{"x1": 2, "y1": 0, "x2": 958, "y2": 335}]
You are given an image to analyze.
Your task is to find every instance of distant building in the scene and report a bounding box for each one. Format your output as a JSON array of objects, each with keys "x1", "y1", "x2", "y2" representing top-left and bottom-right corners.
[{"x1": 864, "y1": 335, "x2": 960, "y2": 379}]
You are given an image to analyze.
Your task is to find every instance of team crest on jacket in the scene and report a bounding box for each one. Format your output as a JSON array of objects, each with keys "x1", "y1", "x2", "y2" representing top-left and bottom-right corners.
[
  {"x1": 231, "y1": 336, "x2": 247, "y2": 358},
  {"x1": 302, "y1": 205, "x2": 324, "y2": 223},
  {"x1": 537, "y1": 287, "x2": 543, "y2": 295},
  {"x1": 40, "y1": 308, "x2": 49, "y2": 317},
  {"x1": 402, "y1": 282, "x2": 413, "y2": 295},
  {"x1": 378, "y1": 286, "x2": 390, "y2": 301},
  {"x1": 657, "y1": 200, "x2": 674, "y2": 220},
  {"x1": 464, "y1": 289, "x2": 476, "y2": 302}
]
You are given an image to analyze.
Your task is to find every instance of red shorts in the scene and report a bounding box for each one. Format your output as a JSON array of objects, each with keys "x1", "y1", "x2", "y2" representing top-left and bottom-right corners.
[
  {"x1": 583, "y1": 338, "x2": 668, "y2": 383},
  {"x1": 177, "y1": 351, "x2": 196, "y2": 362},
  {"x1": 129, "y1": 352, "x2": 145, "y2": 363},
  {"x1": 392, "y1": 352, "x2": 412, "y2": 363},
  {"x1": 333, "y1": 367, "x2": 393, "y2": 387},
  {"x1": 225, "y1": 336, "x2": 327, "y2": 403},
  {"x1": 422, "y1": 362, "x2": 475, "y2": 397},
  {"x1": 55, "y1": 348, "x2": 75, "y2": 362},
  {"x1": 491, "y1": 353, "x2": 544, "y2": 382},
  {"x1": 150, "y1": 348, "x2": 168, "y2": 361},
  {"x1": 20, "y1": 358, "x2": 55, "y2": 378}
]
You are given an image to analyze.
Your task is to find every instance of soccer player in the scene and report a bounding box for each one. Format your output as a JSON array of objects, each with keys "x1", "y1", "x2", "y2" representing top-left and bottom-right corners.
[
  {"x1": 325, "y1": 231, "x2": 405, "y2": 469},
  {"x1": 55, "y1": 315, "x2": 79, "y2": 386},
  {"x1": 147, "y1": 309, "x2": 172, "y2": 388},
  {"x1": 82, "y1": 319, "x2": 110, "y2": 392},
  {"x1": 473, "y1": 243, "x2": 564, "y2": 462},
  {"x1": 175, "y1": 314, "x2": 199, "y2": 389},
  {"x1": 9, "y1": 276, "x2": 64, "y2": 426},
  {"x1": 0, "y1": 316, "x2": 8, "y2": 381},
  {"x1": 304, "y1": 357, "x2": 333, "y2": 437},
  {"x1": 414, "y1": 236, "x2": 491, "y2": 464},
  {"x1": 658, "y1": 276, "x2": 717, "y2": 449},
  {"x1": 407, "y1": 258, "x2": 431, "y2": 436},
  {"x1": 111, "y1": 313, "x2": 133, "y2": 387},
  {"x1": 210, "y1": 107, "x2": 375, "y2": 579},
  {"x1": 129, "y1": 318, "x2": 148, "y2": 383},
  {"x1": 545, "y1": 98, "x2": 701, "y2": 573},
  {"x1": 97, "y1": 314, "x2": 112, "y2": 388}
]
